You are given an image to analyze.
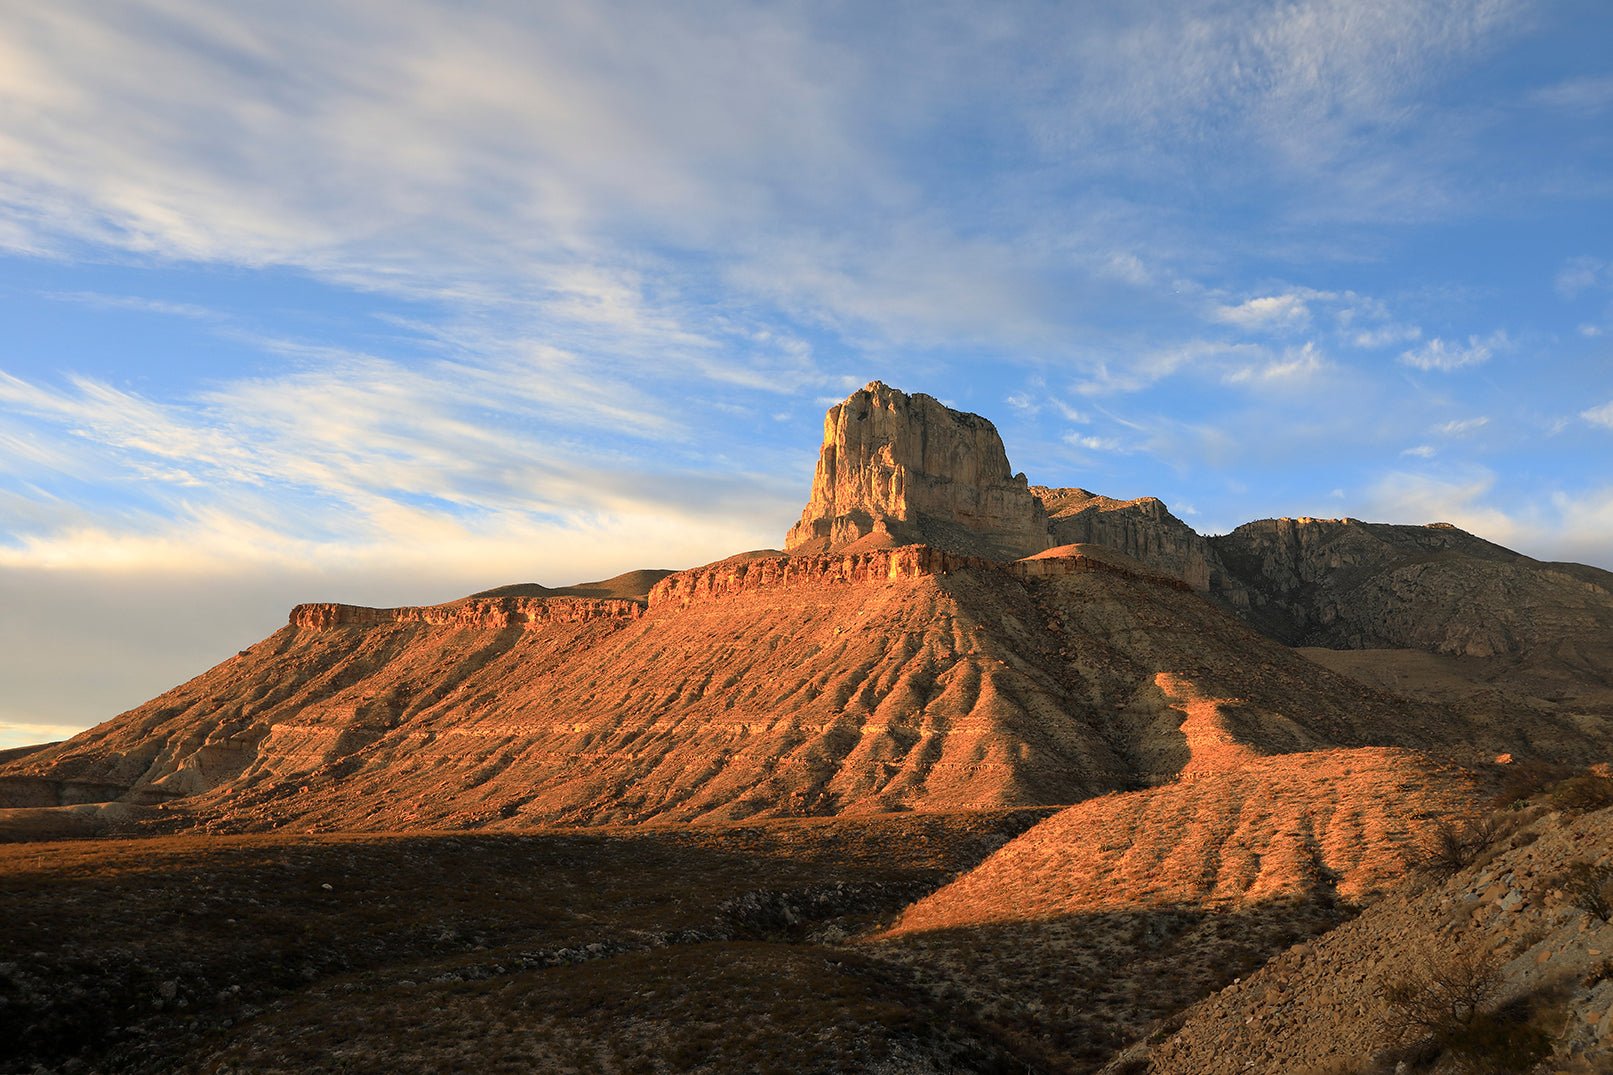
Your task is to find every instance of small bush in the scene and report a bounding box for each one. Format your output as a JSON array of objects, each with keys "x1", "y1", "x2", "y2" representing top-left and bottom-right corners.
[
  {"x1": 1382, "y1": 952, "x2": 1559, "y2": 1075},
  {"x1": 1382, "y1": 950, "x2": 1502, "y2": 1044},
  {"x1": 1548, "y1": 774, "x2": 1613, "y2": 813},
  {"x1": 1417, "y1": 815, "x2": 1506, "y2": 876},
  {"x1": 1563, "y1": 861, "x2": 1613, "y2": 923},
  {"x1": 1444, "y1": 1006, "x2": 1553, "y2": 1074},
  {"x1": 1490, "y1": 761, "x2": 1571, "y2": 809}
]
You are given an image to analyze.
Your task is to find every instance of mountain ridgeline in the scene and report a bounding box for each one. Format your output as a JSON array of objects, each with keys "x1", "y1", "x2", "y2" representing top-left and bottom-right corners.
[{"x1": 2, "y1": 380, "x2": 1610, "y2": 843}]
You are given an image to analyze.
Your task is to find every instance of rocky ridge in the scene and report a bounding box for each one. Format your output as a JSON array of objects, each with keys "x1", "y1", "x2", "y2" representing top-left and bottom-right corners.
[
  {"x1": 5, "y1": 380, "x2": 1613, "y2": 1074},
  {"x1": 1034, "y1": 487, "x2": 1224, "y2": 596},
  {"x1": 1, "y1": 538, "x2": 1530, "y2": 834},
  {"x1": 1210, "y1": 517, "x2": 1613, "y2": 676},
  {"x1": 290, "y1": 596, "x2": 644, "y2": 629},
  {"x1": 5, "y1": 382, "x2": 1613, "y2": 838}
]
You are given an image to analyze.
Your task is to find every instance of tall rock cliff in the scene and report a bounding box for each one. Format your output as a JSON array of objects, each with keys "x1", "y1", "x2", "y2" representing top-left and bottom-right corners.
[{"x1": 785, "y1": 382, "x2": 1053, "y2": 561}]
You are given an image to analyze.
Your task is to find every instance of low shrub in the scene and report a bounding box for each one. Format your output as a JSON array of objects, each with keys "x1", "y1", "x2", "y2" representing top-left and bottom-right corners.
[
  {"x1": 1381, "y1": 951, "x2": 1558, "y2": 1075},
  {"x1": 1563, "y1": 861, "x2": 1613, "y2": 923},
  {"x1": 1417, "y1": 815, "x2": 1507, "y2": 876},
  {"x1": 1382, "y1": 950, "x2": 1502, "y2": 1044},
  {"x1": 1548, "y1": 774, "x2": 1613, "y2": 813},
  {"x1": 1491, "y1": 761, "x2": 1572, "y2": 809}
]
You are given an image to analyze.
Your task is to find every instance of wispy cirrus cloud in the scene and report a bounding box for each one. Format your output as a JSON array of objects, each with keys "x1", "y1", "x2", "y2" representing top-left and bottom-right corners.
[
  {"x1": 0, "y1": 1, "x2": 1539, "y2": 362},
  {"x1": 0, "y1": 349, "x2": 801, "y2": 578},
  {"x1": 1398, "y1": 332, "x2": 1507, "y2": 372},
  {"x1": 1583, "y1": 400, "x2": 1613, "y2": 430},
  {"x1": 1435, "y1": 416, "x2": 1490, "y2": 436},
  {"x1": 1224, "y1": 342, "x2": 1332, "y2": 385},
  {"x1": 1349, "y1": 323, "x2": 1423, "y2": 349},
  {"x1": 1530, "y1": 75, "x2": 1613, "y2": 113},
  {"x1": 1557, "y1": 257, "x2": 1612, "y2": 299}
]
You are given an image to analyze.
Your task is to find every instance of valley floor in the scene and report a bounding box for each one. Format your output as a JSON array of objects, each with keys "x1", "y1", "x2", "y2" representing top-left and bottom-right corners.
[
  {"x1": 10, "y1": 785, "x2": 1610, "y2": 1074},
  {"x1": 3, "y1": 809, "x2": 1338, "y2": 1075}
]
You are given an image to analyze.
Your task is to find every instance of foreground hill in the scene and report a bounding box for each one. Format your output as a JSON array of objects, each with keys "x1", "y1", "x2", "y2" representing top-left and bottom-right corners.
[{"x1": 1122, "y1": 785, "x2": 1613, "y2": 1074}]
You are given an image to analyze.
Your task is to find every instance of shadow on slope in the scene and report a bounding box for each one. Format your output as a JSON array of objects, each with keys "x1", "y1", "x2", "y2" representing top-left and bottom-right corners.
[{"x1": 0, "y1": 810, "x2": 1045, "y2": 1074}]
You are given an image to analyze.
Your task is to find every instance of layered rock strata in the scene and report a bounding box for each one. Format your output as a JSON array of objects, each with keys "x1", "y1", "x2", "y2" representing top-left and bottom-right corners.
[
  {"x1": 649, "y1": 544, "x2": 1190, "y2": 609},
  {"x1": 785, "y1": 381, "x2": 1052, "y2": 560},
  {"x1": 291, "y1": 596, "x2": 643, "y2": 629}
]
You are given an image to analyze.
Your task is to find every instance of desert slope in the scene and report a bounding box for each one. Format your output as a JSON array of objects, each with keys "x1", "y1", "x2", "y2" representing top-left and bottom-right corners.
[
  {"x1": 1131, "y1": 793, "x2": 1613, "y2": 1073},
  {"x1": 1, "y1": 543, "x2": 1554, "y2": 835}
]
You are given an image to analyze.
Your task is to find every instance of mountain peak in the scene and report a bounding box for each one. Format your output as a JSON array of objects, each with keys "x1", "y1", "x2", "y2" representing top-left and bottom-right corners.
[{"x1": 784, "y1": 382, "x2": 1053, "y2": 560}]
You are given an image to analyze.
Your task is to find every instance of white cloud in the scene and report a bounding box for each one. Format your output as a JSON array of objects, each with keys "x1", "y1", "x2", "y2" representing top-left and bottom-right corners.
[
  {"x1": 1034, "y1": 0, "x2": 1520, "y2": 182},
  {"x1": 1581, "y1": 324, "x2": 1604, "y2": 338},
  {"x1": 1224, "y1": 341, "x2": 1330, "y2": 384},
  {"x1": 1074, "y1": 340, "x2": 1265, "y2": 396},
  {"x1": 1435, "y1": 416, "x2": 1490, "y2": 436},
  {"x1": 1102, "y1": 252, "x2": 1152, "y2": 285},
  {"x1": 0, "y1": 716, "x2": 93, "y2": 751},
  {"x1": 1358, "y1": 467, "x2": 1613, "y2": 569},
  {"x1": 1050, "y1": 400, "x2": 1092, "y2": 423},
  {"x1": 1557, "y1": 257, "x2": 1611, "y2": 299},
  {"x1": 1361, "y1": 468, "x2": 1524, "y2": 546},
  {"x1": 0, "y1": 0, "x2": 1540, "y2": 363},
  {"x1": 0, "y1": 349, "x2": 806, "y2": 581},
  {"x1": 1214, "y1": 293, "x2": 1315, "y2": 331},
  {"x1": 1063, "y1": 433, "x2": 1122, "y2": 452},
  {"x1": 1350, "y1": 323, "x2": 1423, "y2": 348},
  {"x1": 1530, "y1": 75, "x2": 1613, "y2": 113},
  {"x1": 1398, "y1": 331, "x2": 1506, "y2": 372},
  {"x1": 1401, "y1": 444, "x2": 1437, "y2": 458},
  {"x1": 1584, "y1": 400, "x2": 1613, "y2": 429}
]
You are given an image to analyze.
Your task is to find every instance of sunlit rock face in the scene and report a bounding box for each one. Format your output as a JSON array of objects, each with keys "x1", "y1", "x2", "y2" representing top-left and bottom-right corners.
[{"x1": 785, "y1": 381, "x2": 1053, "y2": 561}]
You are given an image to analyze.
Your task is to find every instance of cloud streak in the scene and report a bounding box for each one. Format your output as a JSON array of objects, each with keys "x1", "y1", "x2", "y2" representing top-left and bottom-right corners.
[{"x1": 1398, "y1": 333, "x2": 1506, "y2": 372}]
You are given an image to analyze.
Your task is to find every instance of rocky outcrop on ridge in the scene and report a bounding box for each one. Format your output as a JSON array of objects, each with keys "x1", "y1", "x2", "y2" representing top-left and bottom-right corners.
[
  {"x1": 649, "y1": 544, "x2": 1191, "y2": 609},
  {"x1": 290, "y1": 595, "x2": 643, "y2": 629},
  {"x1": 785, "y1": 381, "x2": 1053, "y2": 560}
]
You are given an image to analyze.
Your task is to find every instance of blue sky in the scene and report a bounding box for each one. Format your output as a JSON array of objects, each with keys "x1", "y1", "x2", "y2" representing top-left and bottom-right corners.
[{"x1": 3, "y1": 1, "x2": 1612, "y2": 746}]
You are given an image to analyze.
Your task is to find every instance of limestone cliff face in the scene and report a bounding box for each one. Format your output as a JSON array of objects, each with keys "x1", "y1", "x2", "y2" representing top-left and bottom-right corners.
[
  {"x1": 785, "y1": 382, "x2": 1052, "y2": 561},
  {"x1": 1033, "y1": 487, "x2": 1225, "y2": 594}
]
